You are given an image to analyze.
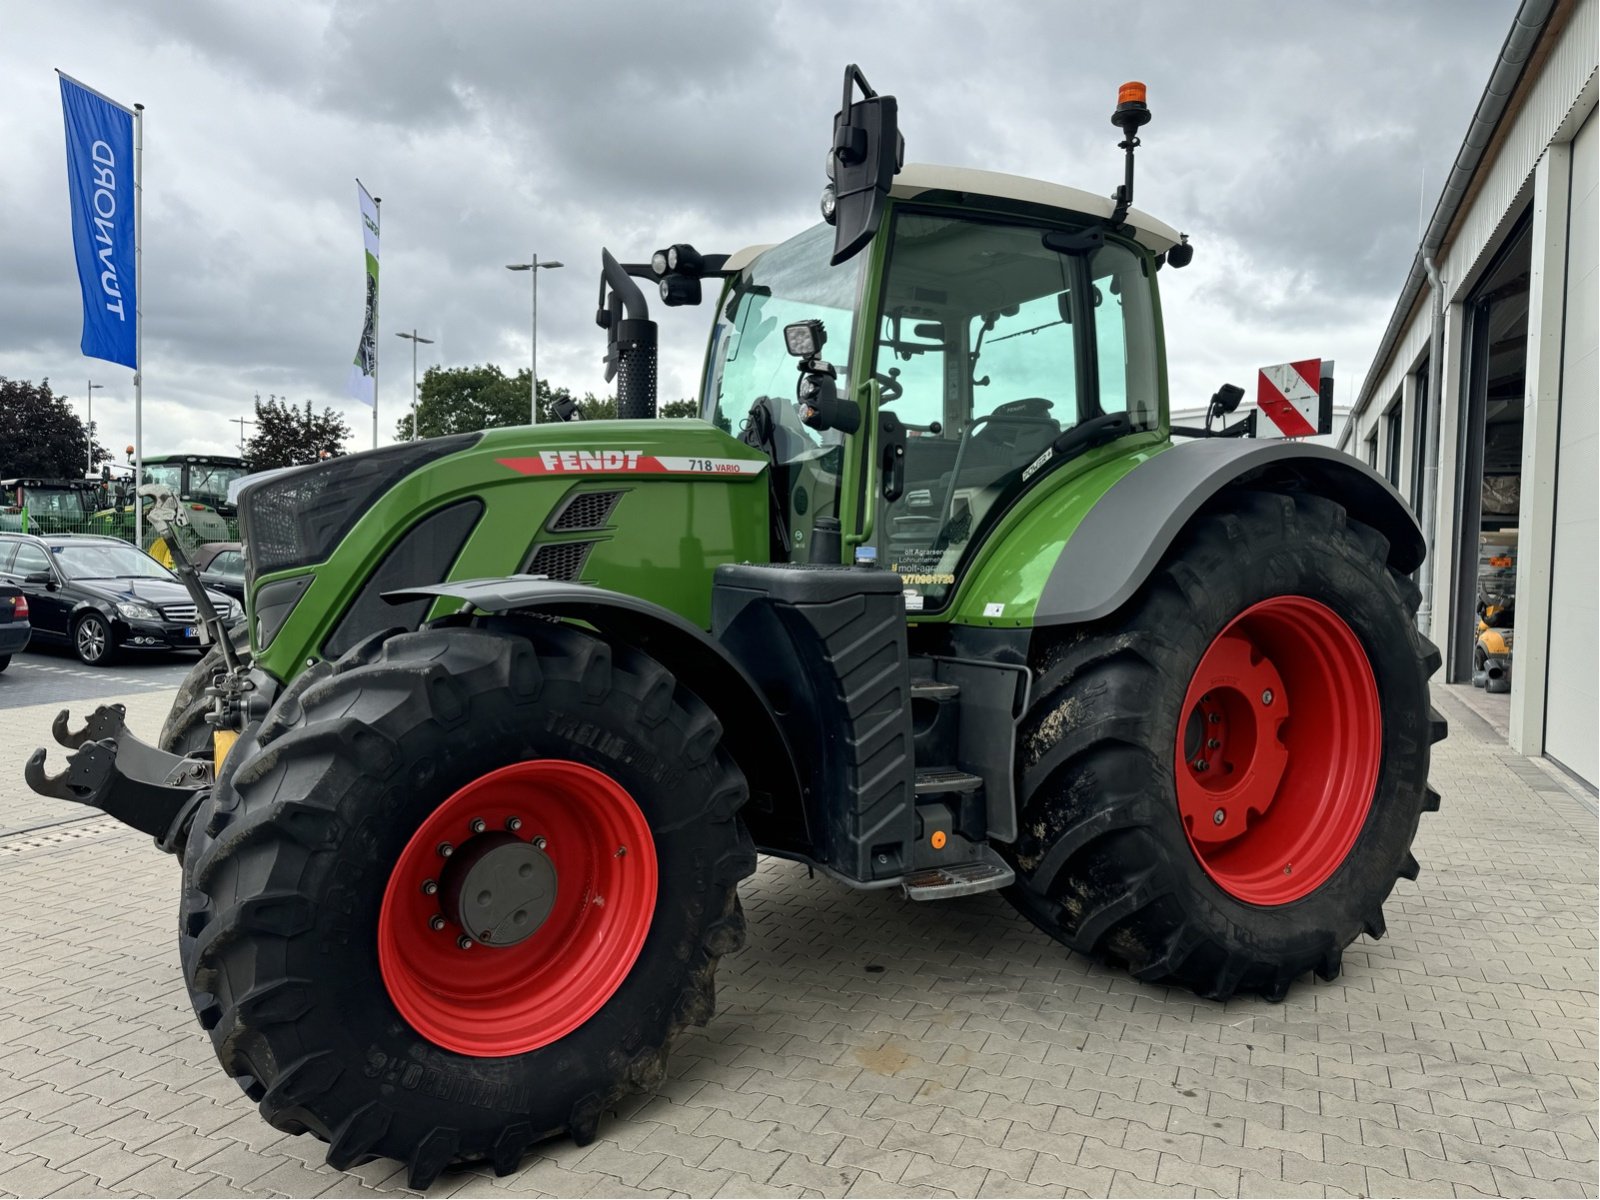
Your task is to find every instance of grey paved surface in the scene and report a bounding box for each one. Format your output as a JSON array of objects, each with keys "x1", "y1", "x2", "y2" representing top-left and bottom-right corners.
[
  {"x1": 0, "y1": 646, "x2": 193, "y2": 711},
  {"x1": 0, "y1": 685, "x2": 1594, "y2": 1198}
]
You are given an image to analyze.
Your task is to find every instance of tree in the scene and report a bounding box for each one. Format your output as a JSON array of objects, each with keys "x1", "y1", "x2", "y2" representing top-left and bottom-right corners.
[
  {"x1": 659, "y1": 399, "x2": 699, "y2": 419},
  {"x1": 402, "y1": 364, "x2": 625, "y2": 437},
  {"x1": 0, "y1": 377, "x2": 110, "y2": 478},
  {"x1": 246, "y1": 397, "x2": 352, "y2": 470}
]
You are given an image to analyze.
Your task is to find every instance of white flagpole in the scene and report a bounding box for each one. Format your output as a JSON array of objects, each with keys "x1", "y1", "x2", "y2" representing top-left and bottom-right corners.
[
  {"x1": 373, "y1": 194, "x2": 381, "y2": 449},
  {"x1": 133, "y1": 101, "x2": 145, "y2": 549}
]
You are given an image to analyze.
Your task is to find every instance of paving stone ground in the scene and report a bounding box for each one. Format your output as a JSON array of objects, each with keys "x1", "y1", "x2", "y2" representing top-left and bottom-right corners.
[{"x1": 0, "y1": 684, "x2": 1594, "y2": 1198}]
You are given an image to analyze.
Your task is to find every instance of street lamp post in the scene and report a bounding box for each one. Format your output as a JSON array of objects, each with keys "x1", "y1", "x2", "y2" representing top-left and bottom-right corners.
[
  {"x1": 395, "y1": 330, "x2": 435, "y2": 441},
  {"x1": 85, "y1": 380, "x2": 103, "y2": 476},
  {"x1": 505, "y1": 255, "x2": 563, "y2": 424}
]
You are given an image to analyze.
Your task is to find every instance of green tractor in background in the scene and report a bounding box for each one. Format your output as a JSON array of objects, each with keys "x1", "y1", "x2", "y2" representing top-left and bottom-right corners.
[
  {"x1": 28, "y1": 71, "x2": 1444, "y2": 1187},
  {"x1": 92, "y1": 453, "x2": 246, "y2": 562},
  {"x1": 0, "y1": 477, "x2": 101, "y2": 534}
]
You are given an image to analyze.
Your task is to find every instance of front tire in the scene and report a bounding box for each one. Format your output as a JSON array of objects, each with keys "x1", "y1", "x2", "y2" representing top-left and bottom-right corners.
[
  {"x1": 1005, "y1": 490, "x2": 1444, "y2": 1000},
  {"x1": 179, "y1": 623, "x2": 754, "y2": 1186},
  {"x1": 73, "y1": 612, "x2": 114, "y2": 665},
  {"x1": 159, "y1": 620, "x2": 249, "y2": 756}
]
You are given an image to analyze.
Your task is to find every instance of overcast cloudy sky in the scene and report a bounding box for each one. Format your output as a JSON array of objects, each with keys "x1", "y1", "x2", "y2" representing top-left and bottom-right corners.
[{"x1": 2, "y1": 0, "x2": 1516, "y2": 459}]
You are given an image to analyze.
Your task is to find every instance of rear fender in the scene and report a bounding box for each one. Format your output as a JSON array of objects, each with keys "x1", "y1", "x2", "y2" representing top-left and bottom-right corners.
[
  {"x1": 386, "y1": 578, "x2": 805, "y2": 845},
  {"x1": 1036, "y1": 440, "x2": 1425, "y2": 624}
]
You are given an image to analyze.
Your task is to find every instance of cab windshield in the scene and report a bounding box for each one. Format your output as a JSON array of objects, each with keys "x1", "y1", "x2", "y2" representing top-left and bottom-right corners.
[
  {"x1": 189, "y1": 463, "x2": 246, "y2": 509},
  {"x1": 873, "y1": 210, "x2": 1161, "y2": 608},
  {"x1": 23, "y1": 487, "x2": 90, "y2": 518},
  {"x1": 704, "y1": 223, "x2": 862, "y2": 560}
]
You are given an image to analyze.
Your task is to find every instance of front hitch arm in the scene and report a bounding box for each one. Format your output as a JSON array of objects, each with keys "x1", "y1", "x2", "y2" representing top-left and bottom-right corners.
[{"x1": 26, "y1": 704, "x2": 211, "y2": 854}]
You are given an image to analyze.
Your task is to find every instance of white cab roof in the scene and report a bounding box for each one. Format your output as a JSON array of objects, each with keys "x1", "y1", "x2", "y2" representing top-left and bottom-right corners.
[
  {"x1": 724, "y1": 163, "x2": 1183, "y2": 272},
  {"x1": 891, "y1": 164, "x2": 1182, "y2": 253}
]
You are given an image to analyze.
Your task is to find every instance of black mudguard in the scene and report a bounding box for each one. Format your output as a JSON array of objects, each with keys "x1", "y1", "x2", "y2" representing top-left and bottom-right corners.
[{"x1": 1036, "y1": 439, "x2": 1425, "y2": 624}]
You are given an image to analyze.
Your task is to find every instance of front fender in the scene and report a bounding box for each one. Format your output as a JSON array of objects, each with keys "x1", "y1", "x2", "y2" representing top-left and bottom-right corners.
[
  {"x1": 1034, "y1": 439, "x2": 1425, "y2": 625},
  {"x1": 386, "y1": 577, "x2": 804, "y2": 835}
]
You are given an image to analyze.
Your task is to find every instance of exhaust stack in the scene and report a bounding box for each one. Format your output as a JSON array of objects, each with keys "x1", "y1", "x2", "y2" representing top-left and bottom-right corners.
[{"x1": 598, "y1": 249, "x2": 658, "y2": 419}]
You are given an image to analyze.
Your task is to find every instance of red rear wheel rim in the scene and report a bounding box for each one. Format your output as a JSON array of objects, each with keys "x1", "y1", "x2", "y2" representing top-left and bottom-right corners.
[
  {"x1": 378, "y1": 760, "x2": 657, "y2": 1056},
  {"x1": 1174, "y1": 596, "x2": 1380, "y2": 905}
]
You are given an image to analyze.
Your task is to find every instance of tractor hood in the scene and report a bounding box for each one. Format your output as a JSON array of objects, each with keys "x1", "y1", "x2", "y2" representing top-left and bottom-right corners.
[{"x1": 242, "y1": 420, "x2": 770, "y2": 681}]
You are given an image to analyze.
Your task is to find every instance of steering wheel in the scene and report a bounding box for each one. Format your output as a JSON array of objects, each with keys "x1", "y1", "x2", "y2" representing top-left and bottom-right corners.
[
  {"x1": 935, "y1": 398, "x2": 1058, "y2": 539},
  {"x1": 874, "y1": 368, "x2": 903, "y2": 403}
]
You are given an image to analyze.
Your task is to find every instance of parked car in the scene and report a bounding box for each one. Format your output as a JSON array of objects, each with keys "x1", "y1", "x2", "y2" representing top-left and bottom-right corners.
[
  {"x1": 190, "y1": 541, "x2": 246, "y2": 601},
  {"x1": 0, "y1": 582, "x2": 29, "y2": 671},
  {"x1": 0, "y1": 533, "x2": 237, "y2": 665}
]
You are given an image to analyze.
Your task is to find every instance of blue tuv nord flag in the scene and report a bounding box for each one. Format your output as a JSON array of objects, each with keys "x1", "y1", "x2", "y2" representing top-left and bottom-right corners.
[{"x1": 59, "y1": 72, "x2": 137, "y2": 369}]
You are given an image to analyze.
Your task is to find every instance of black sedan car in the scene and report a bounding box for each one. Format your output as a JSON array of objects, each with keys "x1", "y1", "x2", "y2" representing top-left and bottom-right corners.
[
  {"x1": 0, "y1": 533, "x2": 238, "y2": 665},
  {"x1": 0, "y1": 582, "x2": 29, "y2": 671}
]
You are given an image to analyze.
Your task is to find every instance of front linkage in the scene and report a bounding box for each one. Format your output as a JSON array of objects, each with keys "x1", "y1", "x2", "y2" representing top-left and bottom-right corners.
[{"x1": 26, "y1": 485, "x2": 250, "y2": 856}]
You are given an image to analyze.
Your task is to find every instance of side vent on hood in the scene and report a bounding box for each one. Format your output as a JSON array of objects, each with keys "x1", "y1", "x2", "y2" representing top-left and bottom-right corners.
[{"x1": 549, "y1": 490, "x2": 623, "y2": 532}]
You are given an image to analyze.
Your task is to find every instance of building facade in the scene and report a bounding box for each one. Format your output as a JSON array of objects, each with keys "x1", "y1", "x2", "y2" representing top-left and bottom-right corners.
[{"x1": 1340, "y1": 0, "x2": 1597, "y2": 788}]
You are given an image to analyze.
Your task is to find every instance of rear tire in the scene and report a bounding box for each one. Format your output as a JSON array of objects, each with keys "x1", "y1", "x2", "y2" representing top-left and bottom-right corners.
[
  {"x1": 179, "y1": 622, "x2": 754, "y2": 1186},
  {"x1": 1004, "y1": 490, "x2": 1444, "y2": 1000},
  {"x1": 0, "y1": 654, "x2": 9, "y2": 672}
]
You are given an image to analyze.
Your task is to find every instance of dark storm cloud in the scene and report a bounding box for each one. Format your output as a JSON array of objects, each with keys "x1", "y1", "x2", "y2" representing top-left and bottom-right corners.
[{"x1": 0, "y1": 0, "x2": 1516, "y2": 455}]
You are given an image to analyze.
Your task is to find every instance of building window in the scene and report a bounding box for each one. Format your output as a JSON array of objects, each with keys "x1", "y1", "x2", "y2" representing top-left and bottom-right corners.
[
  {"x1": 1411, "y1": 360, "x2": 1430, "y2": 511},
  {"x1": 1385, "y1": 402, "x2": 1403, "y2": 489},
  {"x1": 1366, "y1": 430, "x2": 1379, "y2": 470}
]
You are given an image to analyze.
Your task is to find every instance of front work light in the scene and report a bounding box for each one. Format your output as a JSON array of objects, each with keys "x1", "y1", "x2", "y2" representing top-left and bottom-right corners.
[
  {"x1": 820, "y1": 185, "x2": 839, "y2": 224},
  {"x1": 784, "y1": 319, "x2": 826, "y2": 358},
  {"x1": 659, "y1": 274, "x2": 702, "y2": 306},
  {"x1": 650, "y1": 250, "x2": 669, "y2": 276},
  {"x1": 666, "y1": 244, "x2": 702, "y2": 274}
]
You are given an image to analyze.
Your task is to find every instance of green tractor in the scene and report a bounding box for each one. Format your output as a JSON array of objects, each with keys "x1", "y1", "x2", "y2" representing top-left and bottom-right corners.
[
  {"x1": 0, "y1": 477, "x2": 100, "y2": 534},
  {"x1": 27, "y1": 71, "x2": 1443, "y2": 1187},
  {"x1": 93, "y1": 453, "x2": 245, "y2": 560}
]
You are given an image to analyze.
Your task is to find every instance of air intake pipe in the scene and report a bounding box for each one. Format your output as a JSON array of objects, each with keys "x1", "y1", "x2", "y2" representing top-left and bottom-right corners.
[{"x1": 598, "y1": 249, "x2": 657, "y2": 419}]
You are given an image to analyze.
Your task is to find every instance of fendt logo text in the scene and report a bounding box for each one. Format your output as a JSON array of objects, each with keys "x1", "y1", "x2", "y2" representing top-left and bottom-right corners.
[{"x1": 538, "y1": 449, "x2": 642, "y2": 472}]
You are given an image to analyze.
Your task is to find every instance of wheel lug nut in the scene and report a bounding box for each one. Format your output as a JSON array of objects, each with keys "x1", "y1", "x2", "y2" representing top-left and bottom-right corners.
[
  {"x1": 1194, "y1": 759, "x2": 1209, "y2": 771},
  {"x1": 470, "y1": 818, "x2": 486, "y2": 834},
  {"x1": 1208, "y1": 713, "x2": 1221, "y2": 724},
  {"x1": 533, "y1": 836, "x2": 547, "y2": 850},
  {"x1": 506, "y1": 816, "x2": 523, "y2": 832},
  {"x1": 457, "y1": 935, "x2": 474, "y2": 950},
  {"x1": 1261, "y1": 689, "x2": 1274, "y2": 705},
  {"x1": 421, "y1": 879, "x2": 438, "y2": 896},
  {"x1": 1207, "y1": 738, "x2": 1220, "y2": 750},
  {"x1": 437, "y1": 842, "x2": 454, "y2": 858},
  {"x1": 615, "y1": 845, "x2": 627, "y2": 858},
  {"x1": 429, "y1": 915, "x2": 445, "y2": 931},
  {"x1": 1212, "y1": 808, "x2": 1225, "y2": 825}
]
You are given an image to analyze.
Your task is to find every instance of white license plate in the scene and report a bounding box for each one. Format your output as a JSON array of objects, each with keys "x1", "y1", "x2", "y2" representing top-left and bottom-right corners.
[{"x1": 185, "y1": 626, "x2": 196, "y2": 638}]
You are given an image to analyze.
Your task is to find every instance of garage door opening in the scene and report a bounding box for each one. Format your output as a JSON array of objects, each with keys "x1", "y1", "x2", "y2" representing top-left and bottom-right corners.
[{"x1": 1451, "y1": 219, "x2": 1530, "y2": 692}]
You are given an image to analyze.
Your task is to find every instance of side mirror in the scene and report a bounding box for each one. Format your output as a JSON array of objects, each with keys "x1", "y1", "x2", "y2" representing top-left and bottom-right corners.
[
  {"x1": 24, "y1": 571, "x2": 53, "y2": 587},
  {"x1": 823, "y1": 65, "x2": 903, "y2": 266}
]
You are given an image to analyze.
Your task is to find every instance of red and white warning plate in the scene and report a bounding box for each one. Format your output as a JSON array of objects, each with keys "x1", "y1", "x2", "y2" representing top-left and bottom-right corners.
[
  {"x1": 1256, "y1": 360, "x2": 1322, "y2": 439},
  {"x1": 498, "y1": 450, "x2": 765, "y2": 476}
]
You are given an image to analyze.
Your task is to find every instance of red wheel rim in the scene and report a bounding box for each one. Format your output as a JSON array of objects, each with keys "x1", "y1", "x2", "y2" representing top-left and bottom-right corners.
[
  {"x1": 378, "y1": 760, "x2": 657, "y2": 1056},
  {"x1": 1174, "y1": 596, "x2": 1380, "y2": 905}
]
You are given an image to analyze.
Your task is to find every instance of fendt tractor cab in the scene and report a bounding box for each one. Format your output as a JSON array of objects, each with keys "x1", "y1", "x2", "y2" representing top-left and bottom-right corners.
[{"x1": 27, "y1": 70, "x2": 1443, "y2": 1187}]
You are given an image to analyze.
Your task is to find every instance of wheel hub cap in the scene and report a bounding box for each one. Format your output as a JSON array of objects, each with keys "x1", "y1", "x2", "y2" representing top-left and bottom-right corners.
[{"x1": 439, "y1": 833, "x2": 558, "y2": 947}]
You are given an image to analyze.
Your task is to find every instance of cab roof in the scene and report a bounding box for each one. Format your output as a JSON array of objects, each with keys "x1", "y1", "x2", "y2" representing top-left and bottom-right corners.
[{"x1": 724, "y1": 163, "x2": 1183, "y2": 271}]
